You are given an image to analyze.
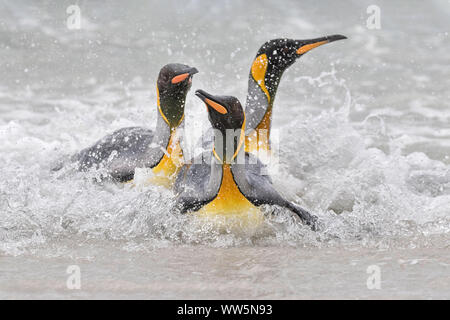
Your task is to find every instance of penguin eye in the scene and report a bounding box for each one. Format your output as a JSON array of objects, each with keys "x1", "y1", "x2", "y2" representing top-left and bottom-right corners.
[
  {"x1": 282, "y1": 47, "x2": 290, "y2": 55},
  {"x1": 161, "y1": 74, "x2": 169, "y2": 83}
]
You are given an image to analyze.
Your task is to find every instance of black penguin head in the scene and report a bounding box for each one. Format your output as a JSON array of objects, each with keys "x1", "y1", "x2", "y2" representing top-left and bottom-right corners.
[
  {"x1": 195, "y1": 89, "x2": 245, "y2": 133},
  {"x1": 196, "y1": 89, "x2": 246, "y2": 163},
  {"x1": 252, "y1": 35, "x2": 346, "y2": 99},
  {"x1": 157, "y1": 63, "x2": 199, "y2": 128},
  {"x1": 257, "y1": 35, "x2": 347, "y2": 70}
]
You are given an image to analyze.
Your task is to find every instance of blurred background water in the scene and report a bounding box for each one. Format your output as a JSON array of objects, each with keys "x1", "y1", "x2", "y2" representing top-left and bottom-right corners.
[{"x1": 0, "y1": 0, "x2": 449, "y2": 299}]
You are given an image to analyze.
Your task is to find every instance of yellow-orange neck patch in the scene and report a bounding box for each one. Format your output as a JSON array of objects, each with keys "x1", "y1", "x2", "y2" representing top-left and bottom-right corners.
[
  {"x1": 150, "y1": 130, "x2": 184, "y2": 187},
  {"x1": 251, "y1": 54, "x2": 271, "y2": 103}
]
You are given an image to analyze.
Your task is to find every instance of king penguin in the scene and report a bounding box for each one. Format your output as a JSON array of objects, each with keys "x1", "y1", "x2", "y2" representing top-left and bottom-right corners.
[
  {"x1": 71, "y1": 63, "x2": 198, "y2": 185},
  {"x1": 245, "y1": 35, "x2": 347, "y2": 153},
  {"x1": 174, "y1": 89, "x2": 318, "y2": 230}
]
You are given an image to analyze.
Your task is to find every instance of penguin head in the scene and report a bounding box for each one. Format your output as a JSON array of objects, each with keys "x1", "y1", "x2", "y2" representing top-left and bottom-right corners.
[
  {"x1": 157, "y1": 63, "x2": 199, "y2": 128},
  {"x1": 196, "y1": 89, "x2": 246, "y2": 163},
  {"x1": 195, "y1": 89, "x2": 245, "y2": 133},
  {"x1": 257, "y1": 35, "x2": 347, "y2": 70},
  {"x1": 251, "y1": 35, "x2": 346, "y2": 99}
]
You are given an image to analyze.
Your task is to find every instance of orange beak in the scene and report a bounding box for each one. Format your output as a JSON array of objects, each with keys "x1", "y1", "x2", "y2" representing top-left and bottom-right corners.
[
  {"x1": 296, "y1": 40, "x2": 329, "y2": 55},
  {"x1": 296, "y1": 34, "x2": 347, "y2": 55},
  {"x1": 204, "y1": 98, "x2": 228, "y2": 114},
  {"x1": 171, "y1": 73, "x2": 190, "y2": 84},
  {"x1": 195, "y1": 90, "x2": 229, "y2": 115}
]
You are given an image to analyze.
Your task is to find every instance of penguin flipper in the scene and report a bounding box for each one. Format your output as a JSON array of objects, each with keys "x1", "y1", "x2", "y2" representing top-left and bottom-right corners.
[
  {"x1": 283, "y1": 202, "x2": 319, "y2": 231},
  {"x1": 73, "y1": 127, "x2": 155, "y2": 181},
  {"x1": 231, "y1": 153, "x2": 318, "y2": 230},
  {"x1": 173, "y1": 152, "x2": 222, "y2": 214}
]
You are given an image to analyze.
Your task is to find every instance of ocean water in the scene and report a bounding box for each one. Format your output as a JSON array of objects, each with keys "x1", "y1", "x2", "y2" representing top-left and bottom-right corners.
[{"x1": 0, "y1": 0, "x2": 449, "y2": 299}]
